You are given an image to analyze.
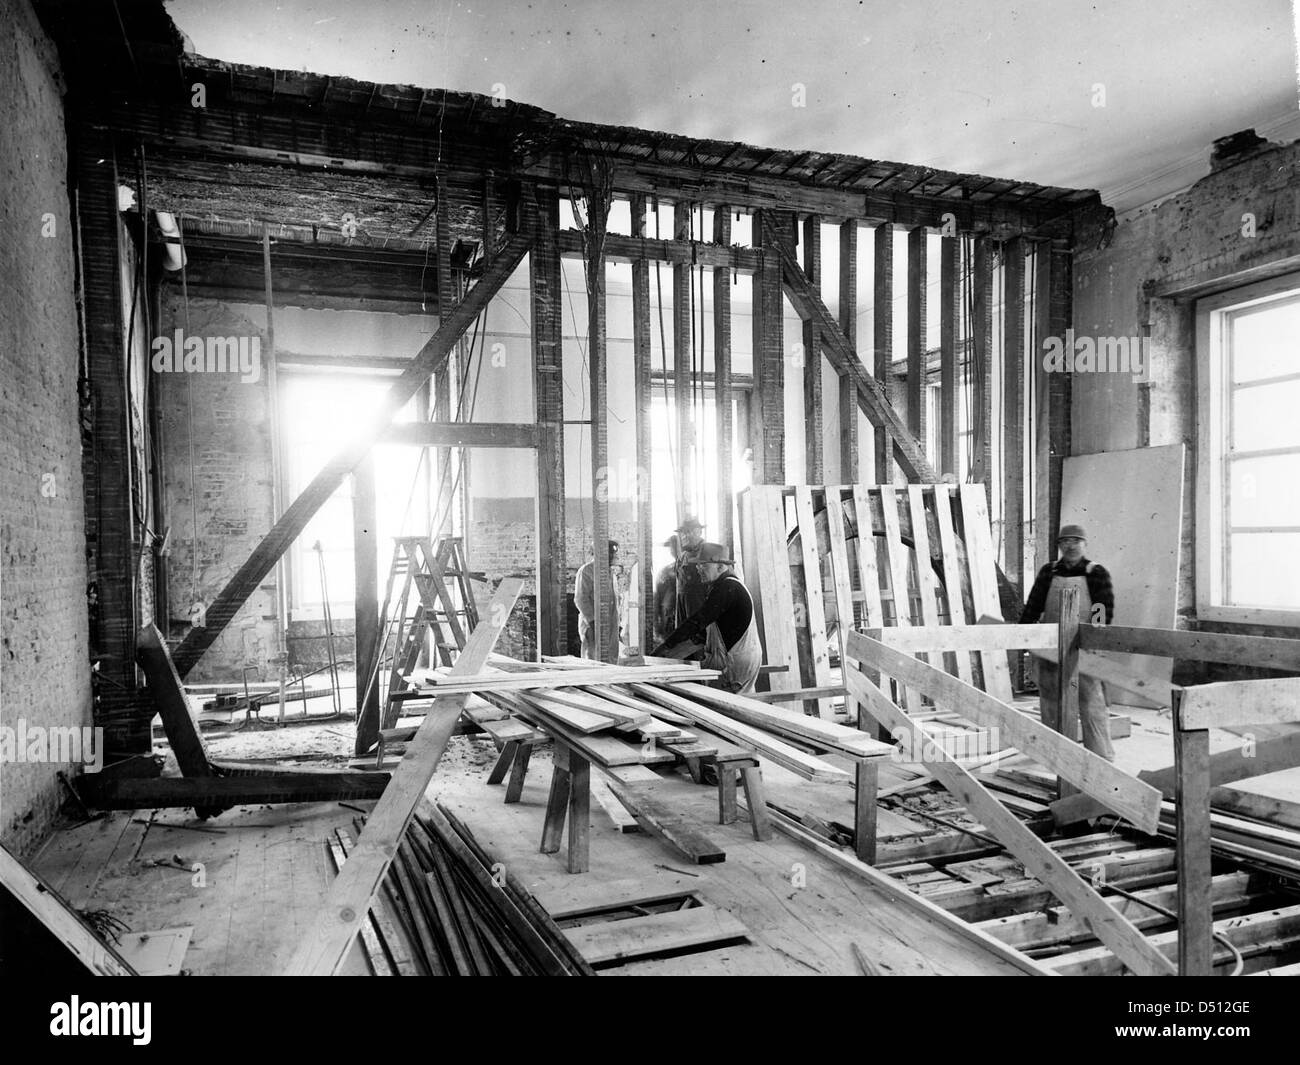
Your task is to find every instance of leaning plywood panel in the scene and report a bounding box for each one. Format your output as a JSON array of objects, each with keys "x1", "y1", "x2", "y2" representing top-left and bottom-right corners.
[{"x1": 1059, "y1": 444, "x2": 1185, "y2": 707}]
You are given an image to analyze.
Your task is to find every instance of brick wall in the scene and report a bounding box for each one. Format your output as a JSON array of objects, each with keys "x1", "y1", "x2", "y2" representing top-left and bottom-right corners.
[{"x1": 0, "y1": 0, "x2": 93, "y2": 856}]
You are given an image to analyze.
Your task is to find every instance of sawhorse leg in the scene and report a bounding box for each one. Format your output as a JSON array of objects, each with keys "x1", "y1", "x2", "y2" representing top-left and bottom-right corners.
[
  {"x1": 486, "y1": 740, "x2": 519, "y2": 785},
  {"x1": 739, "y1": 764, "x2": 772, "y2": 842},
  {"x1": 540, "y1": 742, "x2": 590, "y2": 873},
  {"x1": 504, "y1": 741, "x2": 535, "y2": 804},
  {"x1": 854, "y1": 760, "x2": 880, "y2": 864}
]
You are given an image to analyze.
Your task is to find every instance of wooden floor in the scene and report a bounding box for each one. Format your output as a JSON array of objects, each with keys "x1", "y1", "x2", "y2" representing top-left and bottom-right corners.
[{"x1": 31, "y1": 730, "x2": 1029, "y2": 976}]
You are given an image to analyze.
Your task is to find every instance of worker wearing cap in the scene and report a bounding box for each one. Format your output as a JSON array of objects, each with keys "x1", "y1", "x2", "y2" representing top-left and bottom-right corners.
[
  {"x1": 653, "y1": 543, "x2": 763, "y2": 694},
  {"x1": 653, "y1": 534, "x2": 680, "y2": 646},
  {"x1": 575, "y1": 540, "x2": 621, "y2": 662},
  {"x1": 1020, "y1": 523, "x2": 1115, "y2": 761},
  {"x1": 674, "y1": 516, "x2": 709, "y2": 627}
]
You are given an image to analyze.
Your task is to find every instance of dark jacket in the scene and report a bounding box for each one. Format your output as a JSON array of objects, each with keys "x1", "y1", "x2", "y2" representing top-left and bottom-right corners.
[{"x1": 1020, "y1": 557, "x2": 1114, "y2": 625}]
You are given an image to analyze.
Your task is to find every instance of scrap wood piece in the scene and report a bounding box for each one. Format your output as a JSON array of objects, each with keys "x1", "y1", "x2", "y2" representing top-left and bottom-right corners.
[
  {"x1": 590, "y1": 773, "x2": 641, "y2": 833},
  {"x1": 601, "y1": 766, "x2": 727, "y2": 864},
  {"x1": 325, "y1": 832, "x2": 393, "y2": 976},
  {"x1": 866, "y1": 623, "x2": 1057, "y2": 653},
  {"x1": 336, "y1": 828, "x2": 419, "y2": 976},
  {"x1": 626, "y1": 683, "x2": 851, "y2": 782},
  {"x1": 0, "y1": 841, "x2": 137, "y2": 976},
  {"x1": 847, "y1": 631, "x2": 1161, "y2": 833},
  {"x1": 563, "y1": 904, "x2": 748, "y2": 965},
  {"x1": 77, "y1": 771, "x2": 390, "y2": 810},
  {"x1": 540, "y1": 686, "x2": 652, "y2": 728},
  {"x1": 284, "y1": 577, "x2": 523, "y2": 976},
  {"x1": 666, "y1": 681, "x2": 893, "y2": 760},
  {"x1": 845, "y1": 666, "x2": 1177, "y2": 976}
]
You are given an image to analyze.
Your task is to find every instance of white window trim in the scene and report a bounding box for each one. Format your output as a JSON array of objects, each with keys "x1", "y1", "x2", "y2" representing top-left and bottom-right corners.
[{"x1": 1195, "y1": 271, "x2": 1300, "y2": 626}]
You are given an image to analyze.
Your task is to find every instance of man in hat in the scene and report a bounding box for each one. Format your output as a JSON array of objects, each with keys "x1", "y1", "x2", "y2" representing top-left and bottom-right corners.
[
  {"x1": 1020, "y1": 523, "x2": 1115, "y2": 761},
  {"x1": 575, "y1": 540, "x2": 621, "y2": 662},
  {"x1": 674, "y1": 516, "x2": 708, "y2": 627},
  {"x1": 653, "y1": 534, "x2": 680, "y2": 647},
  {"x1": 653, "y1": 543, "x2": 763, "y2": 694}
]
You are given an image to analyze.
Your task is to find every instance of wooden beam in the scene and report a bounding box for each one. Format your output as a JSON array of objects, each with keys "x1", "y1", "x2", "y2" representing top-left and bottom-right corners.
[
  {"x1": 413, "y1": 664, "x2": 719, "y2": 694},
  {"x1": 674, "y1": 203, "x2": 694, "y2": 516},
  {"x1": 906, "y1": 226, "x2": 926, "y2": 440},
  {"x1": 873, "y1": 223, "x2": 894, "y2": 481},
  {"x1": 1055, "y1": 584, "x2": 1082, "y2": 797},
  {"x1": 845, "y1": 631, "x2": 1162, "y2": 831},
  {"x1": 588, "y1": 195, "x2": 613, "y2": 662},
  {"x1": 1174, "y1": 689, "x2": 1213, "y2": 976},
  {"x1": 556, "y1": 228, "x2": 761, "y2": 270},
  {"x1": 1034, "y1": 240, "x2": 1071, "y2": 565},
  {"x1": 845, "y1": 665, "x2": 1176, "y2": 976},
  {"x1": 939, "y1": 234, "x2": 959, "y2": 478},
  {"x1": 766, "y1": 218, "x2": 937, "y2": 482},
  {"x1": 1079, "y1": 625, "x2": 1300, "y2": 671},
  {"x1": 1002, "y1": 239, "x2": 1026, "y2": 686},
  {"x1": 434, "y1": 175, "x2": 455, "y2": 506},
  {"x1": 633, "y1": 193, "x2": 655, "y2": 650},
  {"x1": 352, "y1": 453, "x2": 381, "y2": 756},
  {"x1": 1178, "y1": 677, "x2": 1300, "y2": 730},
  {"x1": 865, "y1": 623, "x2": 1057, "y2": 653},
  {"x1": 0, "y1": 842, "x2": 136, "y2": 975},
  {"x1": 714, "y1": 207, "x2": 734, "y2": 552},
  {"x1": 531, "y1": 188, "x2": 565, "y2": 655},
  {"x1": 751, "y1": 211, "x2": 785, "y2": 483},
  {"x1": 170, "y1": 229, "x2": 533, "y2": 677},
  {"x1": 136, "y1": 624, "x2": 213, "y2": 779},
  {"x1": 601, "y1": 767, "x2": 728, "y2": 864},
  {"x1": 285, "y1": 578, "x2": 522, "y2": 975},
  {"x1": 838, "y1": 219, "x2": 859, "y2": 480},
  {"x1": 971, "y1": 236, "x2": 993, "y2": 490},
  {"x1": 78, "y1": 771, "x2": 390, "y2": 808},
  {"x1": 802, "y1": 214, "x2": 823, "y2": 483},
  {"x1": 382, "y1": 422, "x2": 541, "y2": 449}
]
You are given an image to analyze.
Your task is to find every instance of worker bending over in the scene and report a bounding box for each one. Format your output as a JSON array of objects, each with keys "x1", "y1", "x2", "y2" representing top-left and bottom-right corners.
[
  {"x1": 652, "y1": 543, "x2": 762, "y2": 694},
  {"x1": 1020, "y1": 523, "x2": 1115, "y2": 762}
]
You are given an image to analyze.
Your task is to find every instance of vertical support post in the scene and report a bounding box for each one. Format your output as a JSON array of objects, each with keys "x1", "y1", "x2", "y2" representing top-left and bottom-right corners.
[
  {"x1": 435, "y1": 175, "x2": 454, "y2": 516},
  {"x1": 971, "y1": 236, "x2": 993, "y2": 493},
  {"x1": 802, "y1": 214, "x2": 823, "y2": 483},
  {"x1": 674, "y1": 203, "x2": 694, "y2": 518},
  {"x1": 352, "y1": 453, "x2": 380, "y2": 756},
  {"x1": 632, "y1": 194, "x2": 654, "y2": 651},
  {"x1": 530, "y1": 186, "x2": 566, "y2": 656},
  {"x1": 1055, "y1": 583, "x2": 1080, "y2": 799},
  {"x1": 939, "y1": 234, "x2": 958, "y2": 480},
  {"x1": 588, "y1": 197, "x2": 613, "y2": 662},
  {"x1": 906, "y1": 225, "x2": 927, "y2": 446},
  {"x1": 1034, "y1": 241, "x2": 1071, "y2": 566},
  {"x1": 1003, "y1": 239, "x2": 1026, "y2": 688},
  {"x1": 854, "y1": 760, "x2": 879, "y2": 864},
  {"x1": 1174, "y1": 689, "x2": 1213, "y2": 975},
  {"x1": 751, "y1": 210, "x2": 785, "y2": 484},
  {"x1": 714, "y1": 207, "x2": 734, "y2": 551},
  {"x1": 481, "y1": 172, "x2": 495, "y2": 265},
  {"x1": 873, "y1": 223, "x2": 895, "y2": 483},
  {"x1": 838, "y1": 219, "x2": 859, "y2": 482}
]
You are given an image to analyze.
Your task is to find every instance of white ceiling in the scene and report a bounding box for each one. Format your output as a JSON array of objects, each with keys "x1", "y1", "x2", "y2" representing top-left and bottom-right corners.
[{"x1": 168, "y1": 0, "x2": 1299, "y2": 212}]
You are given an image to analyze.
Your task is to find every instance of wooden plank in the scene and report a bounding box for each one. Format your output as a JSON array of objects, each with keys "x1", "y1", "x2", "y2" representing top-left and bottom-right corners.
[
  {"x1": 541, "y1": 687, "x2": 651, "y2": 728},
  {"x1": 583, "y1": 685, "x2": 692, "y2": 726},
  {"x1": 907, "y1": 486, "x2": 943, "y2": 686},
  {"x1": 1174, "y1": 690, "x2": 1213, "y2": 976},
  {"x1": 1178, "y1": 678, "x2": 1300, "y2": 730},
  {"x1": 750, "y1": 684, "x2": 846, "y2": 704},
  {"x1": 413, "y1": 664, "x2": 719, "y2": 695},
  {"x1": 939, "y1": 235, "x2": 958, "y2": 478},
  {"x1": 750, "y1": 487, "x2": 800, "y2": 691},
  {"x1": 1029, "y1": 644, "x2": 1172, "y2": 704},
  {"x1": 589, "y1": 774, "x2": 641, "y2": 833},
  {"x1": 284, "y1": 578, "x2": 522, "y2": 975},
  {"x1": 505, "y1": 694, "x2": 676, "y2": 767},
  {"x1": 1002, "y1": 237, "x2": 1026, "y2": 690},
  {"x1": 0, "y1": 841, "x2": 137, "y2": 975},
  {"x1": 957, "y1": 484, "x2": 1014, "y2": 701},
  {"x1": 628, "y1": 683, "x2": 851, "y2": 782},
  {"x1": 929, "y1": 486, "x2": 974, "y2": 685},
  {"x1": 564, "y1": 905, "x2": 747, "y2": 964},
  {"x1": 601, "y1": 767, "x2": 728, "y2": 864},
  {"x1": 906, "y1": 226, "x2": 926, "y2": 438},
  {"x1": 352, "y1": 454, "x2": 381, "y2": 756},
  {"x1": 846, "y1": 631, "x2": 1162, "y2": 832},
  {"x1": 325, "y1": 834, "x2": 392, "y2": 976},
  {"x1": 873, "y1": 223, "x2": 896, "y2": 480},
  {"x1": 665, "y1": 681, "x2": 892, "y2": 760},
  {"x1": 78, "y1": 772, "x2": 389, "y2": 809},
  {"x1": 768, "y1": 810, "x2": 1052, "y2": 976},
  {"x1": 839, "y1": 221, "x2": 859, "y2": 480},
  {"x1": 794, "y1": 486, "x2": 834, "y2": 716},
  {"x1": 822, "y1": 487, "x2": 857, "y2": 677},
  {"x1": 751, "y1": 212, "x2": 785, "y2": 483},
  {"x1": 802, "y1": 215, "x2": 824, "y2": 483},
  {"x1": 715, "y1": 207, "x2": 734, "y2": 554},
  {"x1": 971, "y1": 236, "x2": 993, "y2": 488},
  {"x1": 171, "y1": 233, "x2": 533, "y2": 677},
  {"x1": 1080, "y1": 625, "x2": 1300, "y2": 671},
  {"x1": 518, "y1": 692, "x2": 618, "y2": 735},
  {"x1": 633, "y1": 194, "x2": 654, "y2": 652},
  {"x1": 867, "y1": 624, "x2": 1057, "y2": 653},
  {"x1": 845, "y1": 667, "x2": 1176, "y2": 976},
  {"x1": 1056, "y1": 583, "x2": 1082, "y2": 798},
  {"x1": 877, "y1": 485, "x2": 919, "y2": 709}
]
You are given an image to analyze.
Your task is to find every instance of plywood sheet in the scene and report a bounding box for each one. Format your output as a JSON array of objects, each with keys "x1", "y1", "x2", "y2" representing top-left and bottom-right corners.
[{"x1": 1060, "y1": 444, "x2": 1185, "y2": 707}]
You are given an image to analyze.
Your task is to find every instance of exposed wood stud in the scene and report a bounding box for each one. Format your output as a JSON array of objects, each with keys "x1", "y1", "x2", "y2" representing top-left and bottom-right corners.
[
  {"x1": 838, "y1": 219, "x2": 859, "y2": 482},
  {"x1": 906, "y1": 225, "x2": 927, "y2": 445},
  {"x1": 940, "y1": 234, "x2": 958, "y2": 478},
  {"x1": 674, "y1": 202, "x2": 693, "y2": 517},
  {"x1": 971, "y1": 236, "x2": 993, "y2": 492},
  {"x1": 632, "y1": 193, "x2": 654, "y2": 651},
  {"x1": 802, "y1": 214, "x2": 823, "y2": 483},
  {"x1": 873, "y1": 223, "x2": 894, "y2": 482},
  {"x1": 714, "y1": 206, "x2": 734, "y2": 552}
]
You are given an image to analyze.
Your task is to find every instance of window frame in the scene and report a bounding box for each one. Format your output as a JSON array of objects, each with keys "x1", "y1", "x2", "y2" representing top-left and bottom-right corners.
[{"x1": 1195, "y1": 271, "x2": 1300, "y2": 625}]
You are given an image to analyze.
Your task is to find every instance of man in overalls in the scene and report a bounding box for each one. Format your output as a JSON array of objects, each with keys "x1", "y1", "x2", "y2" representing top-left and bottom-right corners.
[
  {"x1": 652, "y1": 543, "x2": 763, "y2": 694},
  {"x1": 673, "y1": 517, "x2": 708, "y2": 627},
  {"x1": 1020, "y1": 524, "x2": 1116, "y2": 761}
]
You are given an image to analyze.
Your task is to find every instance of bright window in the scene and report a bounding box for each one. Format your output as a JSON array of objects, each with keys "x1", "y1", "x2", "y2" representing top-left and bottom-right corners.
[{"x1": 1197, "y1": 277, "x2": 1300, "y2": 623}]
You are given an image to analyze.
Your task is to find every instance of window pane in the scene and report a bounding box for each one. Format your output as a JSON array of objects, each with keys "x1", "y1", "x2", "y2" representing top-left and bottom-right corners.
[
  {"x1": 1231, "y1": 379, "x2": 1300, "y2": 452},
  {"x1": 1228, "y1": 532, "x2": 1300, "y2": 608},
  {"x1": 1230, "y1": 299, "x2": 1300, "y2": 383},
  {"x1": 1230, "y1": 453, "x2": 1300, "y2": 527}
]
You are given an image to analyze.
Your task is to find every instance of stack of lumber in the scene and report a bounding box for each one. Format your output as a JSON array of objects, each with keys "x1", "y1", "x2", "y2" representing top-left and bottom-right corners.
[{"x1": 328, "y1": 803, "x2": 593, "y2": 976}]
